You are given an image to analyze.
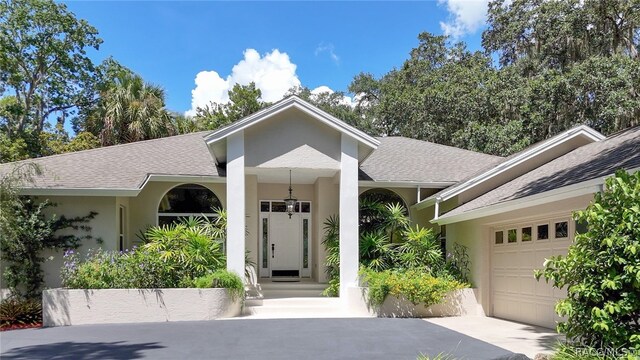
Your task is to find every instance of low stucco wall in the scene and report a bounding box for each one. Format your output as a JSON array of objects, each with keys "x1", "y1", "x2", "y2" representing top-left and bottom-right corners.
[
  {"x1": 43, "y1": 288, "x2": 242, "y2": 327},
  {"x1": 347, "y1": 287, "x2": 482, "y2": 318}
]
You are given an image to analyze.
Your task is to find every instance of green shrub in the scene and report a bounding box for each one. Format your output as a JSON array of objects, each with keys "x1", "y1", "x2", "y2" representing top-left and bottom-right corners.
[
  {"x1": 360, "y1": 268, "x2": 467, "y2": 307},
  {"x1": 0, "y1": 164, "x2": 99, "y2": 298},
  {"x1": 61, "y1": 248, "x2": 183, "y2": 289},
  {"x1": 321, "y1": 197, "x2": 469, "y2": 296},
  {"x1": 536, "y1": 170, "x2": 640, "y2": 352},
  {"x1": 62, "y1": 220, "x2": 226, "y2": 289},
  {"x1": 193, "y1": 270, "x2": 244, "y2": 301},
  {"x1": 0, "y1": 298, "x2": 42, "y2": 327}
]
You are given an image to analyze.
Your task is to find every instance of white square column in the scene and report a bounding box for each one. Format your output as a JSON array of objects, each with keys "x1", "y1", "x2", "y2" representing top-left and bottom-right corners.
[
  {"x1": 226, "y1": 131, "x2": 245, "y2": 279},
  {"x1": 339, "y1": 134, "x2": 359, "y2": 298}
]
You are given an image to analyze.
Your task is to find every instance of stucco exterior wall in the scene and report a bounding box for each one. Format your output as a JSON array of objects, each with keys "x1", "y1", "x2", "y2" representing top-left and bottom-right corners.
[
  {"x1": 244, "y1": 109, "x2": 341, "y2": 169},
  {"x1": 314, "y1": 177, "x2": 339, "y2": 283},
  {"x1": 444, "y1": 193, "x2": 595, "y2": 315},
  {"x1": 36, "y1": 196, "x2": 117, "y2": 289}
]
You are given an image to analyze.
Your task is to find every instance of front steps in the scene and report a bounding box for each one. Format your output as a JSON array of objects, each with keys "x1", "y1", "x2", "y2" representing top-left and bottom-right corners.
[
  {"x1": 239, "y1": 281, "x2": 374, "y2": 319},
  {"x1": 260, "y1": 281, "x2": 328, "y2": 298},
  {"x1": 242, "y1": 297, "x2": 349, "y2": 319}
]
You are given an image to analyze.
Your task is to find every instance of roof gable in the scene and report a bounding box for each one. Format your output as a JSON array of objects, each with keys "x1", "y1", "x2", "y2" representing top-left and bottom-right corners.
[
  {"x1": 413, "y1": 125, "x2": 605, "y2": 210},
  {"x1": 204, "y1": 96, "x2": 380, "y2": 164},
  {"x1": 436, "y1": 125, "x2": 640, "y2": 223}
]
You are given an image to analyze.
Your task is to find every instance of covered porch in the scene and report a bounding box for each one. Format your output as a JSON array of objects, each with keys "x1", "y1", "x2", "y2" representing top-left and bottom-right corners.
[{"x1": 206, "y1": 97, "x2": 380, "y2": 302}]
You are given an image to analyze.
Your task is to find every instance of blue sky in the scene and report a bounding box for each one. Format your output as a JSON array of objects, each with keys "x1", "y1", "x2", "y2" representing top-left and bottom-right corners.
[{"x1": 63, "y1": 1, "x2": 489, "y2": 115}]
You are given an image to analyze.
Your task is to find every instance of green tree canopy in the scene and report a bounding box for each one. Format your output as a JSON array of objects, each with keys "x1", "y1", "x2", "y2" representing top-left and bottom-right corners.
[
  {"x1": 193, "y1": 82, "x2": 267, "y2": 130},
  {"x1": 0, "y1": 0, "x2": 102, "y2": 137}
]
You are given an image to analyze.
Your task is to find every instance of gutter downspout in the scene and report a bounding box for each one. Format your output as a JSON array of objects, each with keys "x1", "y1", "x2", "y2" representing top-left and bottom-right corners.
[
  {"x1": 434, "y1": 196, "x2": 442, "y2": 220},
  {"x1": 416, "y1": 186, "x2": 421, "y2": 203}
]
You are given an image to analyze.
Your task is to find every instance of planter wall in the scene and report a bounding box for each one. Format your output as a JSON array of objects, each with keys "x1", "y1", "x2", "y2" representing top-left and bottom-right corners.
[
  {"x1": 347, "y1": 287, "x2": 483, "y2": 318},
  {"x1": 43, "y1": 288, "x2": 242, "y2": 327},
  {"x1": 376, "y1": 288, "x2": 482, "y2": 318}
]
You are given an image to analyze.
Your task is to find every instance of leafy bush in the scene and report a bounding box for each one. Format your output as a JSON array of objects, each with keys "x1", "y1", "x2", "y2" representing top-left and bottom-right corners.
[
  {"x1": 0, "y1": 298, "x2": 42, "y2": 328},
  {"x1": 62, "y1": 219, "x2": 226, "y2": 289},
  {"x1": 193, "y1": 270, "x2": 244, "y2": 301},
  {"x1": 0, "y1": 164, "x2": 99, "y2": 298},
  {"x1": 143, "y1": 222, "x2": 225, "y2": 278},
  {"x1": 360, "y1": 268, "x2": 466, "y2": 307},
  {"x1": 61, "y1": 248, "x2": 184, "y2": 289},
  {"x1": 536, "y1": 170, "x2": 640, "y2": 352},
  {"x1": 322, "y1": 196, "x2": 469, "y2": 296}
]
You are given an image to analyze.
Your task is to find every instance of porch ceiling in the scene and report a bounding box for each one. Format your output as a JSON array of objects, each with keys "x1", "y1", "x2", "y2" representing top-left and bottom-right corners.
[{"x1": 246, "y1": 167, "x2": 337, "y2": 184}]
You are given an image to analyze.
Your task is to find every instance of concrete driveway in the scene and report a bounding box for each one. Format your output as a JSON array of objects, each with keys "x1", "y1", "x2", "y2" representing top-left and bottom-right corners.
[
  {"x1": 0, "y1": 318, "x2": 518, "y2": 360},
  {"x1": 425, "y1": 317, "x2": 563, "y2": 358}
]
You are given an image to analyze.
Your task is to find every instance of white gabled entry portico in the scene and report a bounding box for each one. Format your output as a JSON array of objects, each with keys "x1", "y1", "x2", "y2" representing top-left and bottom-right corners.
[{"x1": 206, "y1": 96, "x2": 380, "y2": 305}]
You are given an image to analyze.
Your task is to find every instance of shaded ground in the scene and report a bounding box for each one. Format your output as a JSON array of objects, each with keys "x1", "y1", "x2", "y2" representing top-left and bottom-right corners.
[{"x1": 0, "y1": 318, "x2": 513, "y2": 359}]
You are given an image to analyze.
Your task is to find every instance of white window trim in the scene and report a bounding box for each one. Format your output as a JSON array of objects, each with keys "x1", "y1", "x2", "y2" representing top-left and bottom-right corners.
[
  {"x1": 552, "y1": 219, "x2": 571, "y2": 241},
  {"x1": 521, "y1": 225, "x2": 534, "y2": 243}
]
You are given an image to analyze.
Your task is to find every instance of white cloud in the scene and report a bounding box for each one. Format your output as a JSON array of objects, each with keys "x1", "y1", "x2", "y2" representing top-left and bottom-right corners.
[
  {"x1": 186, "y1": 49, "x2": 301, "y2": 116},
  {"x1": 438, "y1": 0, "x2": 490, "y2": 38},
  {"x1": 314, "y1": 42, "x2": 340, "y2": 64},
  {"x1": 310, "y1": 85, "x2": 355, "y2": 107}
]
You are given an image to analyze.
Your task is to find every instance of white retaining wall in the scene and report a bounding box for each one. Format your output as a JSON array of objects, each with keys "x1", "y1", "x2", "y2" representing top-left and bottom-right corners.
[
  {"x1": 346, "y1": 287, "x2": 483, "y2": 318},
  {"x1": 43, "y1": 288, "x2": 242, "y2": 326}
]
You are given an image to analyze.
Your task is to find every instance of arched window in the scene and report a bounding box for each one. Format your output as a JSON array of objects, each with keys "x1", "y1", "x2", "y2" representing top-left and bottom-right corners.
[
  {"x1": 359, "y1": 188, "x2": 407, "y2": 210},
  {"x1": 158, "y1": 184, "x2": 222, "y2": 226},
  {"x1": 359, "y1": 188, "x2": 408, "y2": 234}
]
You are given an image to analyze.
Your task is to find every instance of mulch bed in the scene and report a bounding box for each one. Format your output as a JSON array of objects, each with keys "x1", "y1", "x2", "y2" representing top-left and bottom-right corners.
[{"x1": 0, "y1": 322, "x2": 43, "y2": 331}]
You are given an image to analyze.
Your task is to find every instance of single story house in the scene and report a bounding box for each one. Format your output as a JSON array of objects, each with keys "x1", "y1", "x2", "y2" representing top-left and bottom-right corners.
[{"x1": 1, "y1": 96, "x2": 638, "y2": 328}]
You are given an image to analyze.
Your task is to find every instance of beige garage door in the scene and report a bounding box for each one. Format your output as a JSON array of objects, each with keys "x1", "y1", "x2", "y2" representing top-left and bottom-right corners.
[{"x1": 491, "y1": 219, "x2": 572, "y2": 328}]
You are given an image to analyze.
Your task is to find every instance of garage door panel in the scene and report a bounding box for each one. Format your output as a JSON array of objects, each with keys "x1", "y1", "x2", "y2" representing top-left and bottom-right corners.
[{"x1": 493, "y1": 225, "x2": 571, "y2": 329}]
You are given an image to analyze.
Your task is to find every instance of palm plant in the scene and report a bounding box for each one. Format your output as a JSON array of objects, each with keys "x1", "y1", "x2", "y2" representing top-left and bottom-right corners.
[
  {"x1": 87, "y1": 72, "x2": 176, "y2": 146},
  {"x1": 395, "y1": 225, "x2": 443, "y2": 272},
  {"x1": 382, "y1": 203, "x2": 410, "y2": 243},
  {"x1": 143, "y1": 222, "x2": 225, "y2": 282},
  {"x1": 359, "y1": 231, "x2": 395, "y2": 271},
  {"x1": 321, "y1": 215, "x2": 340, "y2": 296}
]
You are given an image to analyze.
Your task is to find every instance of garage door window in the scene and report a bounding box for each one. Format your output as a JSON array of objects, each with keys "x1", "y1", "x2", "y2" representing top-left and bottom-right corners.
[
  {"x1": 507, "y1": 229, "x2": 517, "y2": 243},
  {"x1": 555, "y1": 221, "x2": 568, "y2": 239},
  {"x1": 537, "y1": 224, "x2": 549, "y2": 241},
  {"x1": 495, "y1": 231, "x2": 504, "y2": 244},
  {"x1": 522, "y1": 227, "x2": 532, "y2": 242}
]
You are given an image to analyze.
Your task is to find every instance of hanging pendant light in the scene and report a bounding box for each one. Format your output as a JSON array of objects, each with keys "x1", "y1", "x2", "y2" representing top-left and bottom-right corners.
[{"x1": 284, "y1": 170, "x2": 297, "y2": 219}]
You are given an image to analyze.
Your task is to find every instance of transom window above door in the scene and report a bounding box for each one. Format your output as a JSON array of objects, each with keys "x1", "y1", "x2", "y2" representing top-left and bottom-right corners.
[
  {"x1": 158, "y1": 184, "x2": 222, "y2": 225},
  {"x1": 260, "y1": 200, "x2": 311, "y2": 213}
]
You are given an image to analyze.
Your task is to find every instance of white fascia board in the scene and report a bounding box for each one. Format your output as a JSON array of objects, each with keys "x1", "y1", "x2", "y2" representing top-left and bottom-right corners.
[
  {"x1": 417, "y1": 126, "x2": 605, "y2": 207},
  {"x1": 432, "y1": 177, "x2": 608, "y2": 225},
  {"x1": 359, "y1": 180, "x2": 455, "y2": 189},
  {"x1": 145, "y1": 175, "x2": 226, "y2": 183},
  {"x1": 19, "y1": 188, "x2": 140, "y2": 197},
  {"x1": 204, "y1": 96, "x2": 380, "y2": 149},
  {"x1": 411, "y1": 196, "x2": 438, "y2": 210}
]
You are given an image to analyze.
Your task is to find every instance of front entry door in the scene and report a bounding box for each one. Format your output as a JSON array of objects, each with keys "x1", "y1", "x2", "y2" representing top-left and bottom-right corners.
[{"x1": 270, "y1": 213, "x2": 301, "y2": 277}]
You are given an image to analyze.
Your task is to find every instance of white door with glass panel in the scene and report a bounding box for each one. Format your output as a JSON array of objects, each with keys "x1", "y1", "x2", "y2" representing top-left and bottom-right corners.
[
  {"x1": 270, "y1": 213, "x2": 301, "y2": 277},
  {"x1": 259, "y1": 200, "x2": 312, "y2": 278}
]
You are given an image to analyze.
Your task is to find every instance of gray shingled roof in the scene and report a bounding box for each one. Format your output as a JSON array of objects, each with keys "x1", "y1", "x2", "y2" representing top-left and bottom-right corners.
[
  {"x1": 0, "y1": 132, "x2": 503, "y2": 190},
  {"x1": 359, "y1": 137, "x2": 503, "y2": 183},
  {"x1": 443, "y1": 126, "x2": 640, "y2": 217},
  {"x1": 0, "y1": 131, "x2": 220, "y2": 190}
]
